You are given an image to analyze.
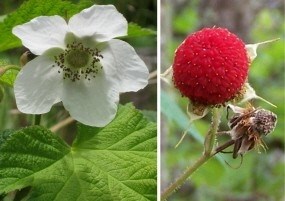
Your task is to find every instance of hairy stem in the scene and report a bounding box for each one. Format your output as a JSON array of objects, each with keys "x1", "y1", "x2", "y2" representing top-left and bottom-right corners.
[
  {"x1": 161, "y1": 154, "x2": 208, "y2": 200},
  {"x1": 161, "y1": 108, "x2": 221, "y2": 200},
  {"x1": 204, "y1": 108, "x2": 221, "y2": 155}
]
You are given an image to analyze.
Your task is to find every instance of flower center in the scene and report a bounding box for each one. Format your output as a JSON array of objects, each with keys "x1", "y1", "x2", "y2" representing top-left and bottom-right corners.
[
  {"x1": 66, "y1": 49, "x2": 89, "y2": 68},
  {"x1": 53, "y1": 42, "x2": 103, "y2": 82}
]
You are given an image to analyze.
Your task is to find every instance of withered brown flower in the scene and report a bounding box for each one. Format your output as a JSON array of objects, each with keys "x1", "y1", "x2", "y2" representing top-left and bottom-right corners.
[{"x1": 217, "y1": 104, "x2": 277, "y2": 158}]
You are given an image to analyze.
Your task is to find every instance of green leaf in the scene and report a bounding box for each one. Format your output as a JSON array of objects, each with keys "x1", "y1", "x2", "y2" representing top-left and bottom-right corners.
[
  {"x1": 125, "y1": 22, "x2": 156, "y2": 38},
  {"x1": 0, "y1": 68, "x2": 18, "y2": 87},
  {"x1": 0, "y1": 0, "x2": 92, "y2": 52},
  {"x1": 0, "y1": 0, "x2": 154, "y2": 52},
  {"x1": 0, "y1": 15, "x2": 7, "y2": 23},
  {"x1": 141, "y1": 110, "x2": 157, "y2": 123},
  {"x1": 0, "y1": 104, "x2": 157, "y2": 201}
]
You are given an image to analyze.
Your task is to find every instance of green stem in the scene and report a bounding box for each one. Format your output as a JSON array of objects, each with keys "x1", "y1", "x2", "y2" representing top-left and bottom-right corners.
[
  {"x1": 204, "y1": 108, "x2": 221, "y2": 156},
  {"x1": 161, "y1": 108, "x2": 221, "y2": 200},
  {"x1": 34, "y1": 115, "x2": 41, "y2": 126}
]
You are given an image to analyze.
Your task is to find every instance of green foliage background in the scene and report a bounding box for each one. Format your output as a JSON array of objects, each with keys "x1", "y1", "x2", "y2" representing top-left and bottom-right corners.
[{"x1": 161, "y1": 1, "x2": 284, "y2": 201}]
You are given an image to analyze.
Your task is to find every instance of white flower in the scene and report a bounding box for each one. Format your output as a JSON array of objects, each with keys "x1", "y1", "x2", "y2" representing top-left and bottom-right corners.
[{"x1": 12, "y1": 5, "x2": 149, "y2": 127}]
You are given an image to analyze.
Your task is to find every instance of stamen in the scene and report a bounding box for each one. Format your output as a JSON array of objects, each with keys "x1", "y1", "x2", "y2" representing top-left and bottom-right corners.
[{"x1": 53, "y1": 42, "x2": 103, "y2": 82}]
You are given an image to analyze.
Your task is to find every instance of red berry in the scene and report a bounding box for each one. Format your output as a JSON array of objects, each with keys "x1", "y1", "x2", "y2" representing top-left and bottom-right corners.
[{"x1": 173, "y1": 27, "x2": 249, "y2": 105}]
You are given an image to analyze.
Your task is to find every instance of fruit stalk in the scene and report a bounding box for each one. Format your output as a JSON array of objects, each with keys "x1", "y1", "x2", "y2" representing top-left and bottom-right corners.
[
  {"x1": 204, "y1": 108, "x2": 221, "y2": 155},
  {"x1": 161, "y1": 108, "x2": 221, "y2": 200}
]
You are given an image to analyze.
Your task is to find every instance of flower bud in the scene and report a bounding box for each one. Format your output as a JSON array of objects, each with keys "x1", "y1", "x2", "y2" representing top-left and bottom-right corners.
[
  {"x1": 20, "y1": 51, "x2": 30, "y2": 67},
  {"x1": 20, "y1": 51, "x2": 36, "y2": 67}
]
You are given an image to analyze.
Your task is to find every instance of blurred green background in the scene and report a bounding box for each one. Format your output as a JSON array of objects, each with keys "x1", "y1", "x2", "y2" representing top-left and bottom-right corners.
[
  {"x1": 0, "y1": 0, "x2": 157, "y2": 141},
  {"x1": 161, "y1": 0, "x2": 284, "y2": 201}
]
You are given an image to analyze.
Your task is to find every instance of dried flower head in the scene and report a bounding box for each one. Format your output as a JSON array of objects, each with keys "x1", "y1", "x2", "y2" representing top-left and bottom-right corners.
[{"x1": 227, "y1": 105, "x2": 277, "y2": 158}]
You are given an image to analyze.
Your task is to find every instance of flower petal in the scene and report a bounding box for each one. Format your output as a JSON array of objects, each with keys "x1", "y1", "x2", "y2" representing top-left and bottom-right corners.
[
  {"x1": 68, "y1": 5, "x2": 127, "y2": 42},
  {"x1": 100, "y1": 39, "x2": 149, "y2": 93},
  {"x1": 61, "y1": 76, "x2": 119, "y2": 127},
  {"x1": 14, "y1": 55, "x2": 63, "y2": 114},
  {"x1": 12, "y1": 16, "x2": 68, "y2": 55}
]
